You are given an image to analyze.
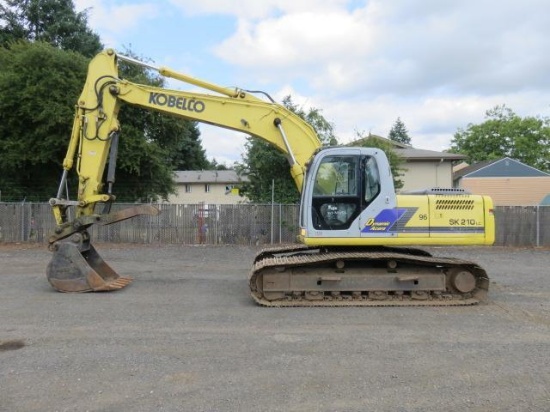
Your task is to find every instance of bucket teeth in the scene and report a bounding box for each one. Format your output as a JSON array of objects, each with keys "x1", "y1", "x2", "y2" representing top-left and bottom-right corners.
[{"x1": 93, "y1": 276, "x2": 133, "y2": 291}]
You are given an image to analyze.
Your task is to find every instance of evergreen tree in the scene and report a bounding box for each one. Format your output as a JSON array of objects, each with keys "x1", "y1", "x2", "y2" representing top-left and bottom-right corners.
[
  {"x1": 237, "y1": 137, "x2": 301, "y2": 203},
  {"x1": 388, "y1": 117, "x2": 411, "y2": 145}
]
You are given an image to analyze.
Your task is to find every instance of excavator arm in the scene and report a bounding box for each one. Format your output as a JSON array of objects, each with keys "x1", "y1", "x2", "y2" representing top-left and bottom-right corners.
[
  {"x1": 51, "y1": 49, "x2": 320, "y2": 222},
  {"x1": 46, "y1": 49, "x2": 321, "y2": 292}
]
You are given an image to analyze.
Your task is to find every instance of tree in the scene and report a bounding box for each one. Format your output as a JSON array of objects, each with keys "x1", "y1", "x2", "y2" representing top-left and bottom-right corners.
[
  {"x1": 388, "y1": 117, "x2": 411, "y2": 145},
  {"x1": 0, "y1": 42, "x2": 89, "y2": 201},
  {"x1": 450, "y1": 105, "x2": 550, "y2": 172},
  {"x1": 208, "y1": 158, "x2": 230, "y2": 170},
  {"x1": 237, "y1": 96, "x2": 337, "y2": 203},
  {"x1": 237, "y1": 138, "x2": 301, "y2": 203},
  {"x1": 353, "y1": 132, "x2": 405, "y2": 190},
  {"x1": 0, "y1": 0, "x2": 102, "y2": 56},
  {"x1": 0, "y1": 0, "x2": 210, "y2": 202},
  {"x1": 0, "y1": 42, "x2": 210, "y2": 201}
]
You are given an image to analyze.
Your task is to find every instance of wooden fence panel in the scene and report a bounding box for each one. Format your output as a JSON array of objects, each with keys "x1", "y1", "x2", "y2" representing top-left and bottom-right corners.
[
  {"x1": 495, "y1": 207, "x2": 535, "y2": 246},
  {"x1": 0, "y1": 203, "x2": 548, "y2": 247}
]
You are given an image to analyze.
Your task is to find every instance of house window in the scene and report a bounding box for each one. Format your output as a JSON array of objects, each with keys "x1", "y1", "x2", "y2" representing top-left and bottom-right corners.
[
  {"x1": 204, "y1": 184, "x2": 210, "y2": 193},
  {"x1": 185, "y1": 184, "x2": 192, "y2": 193}
]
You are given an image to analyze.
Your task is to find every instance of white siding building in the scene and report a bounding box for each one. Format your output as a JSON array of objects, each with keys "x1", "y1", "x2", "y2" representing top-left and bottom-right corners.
[{"x1": 168, "y1": 170, "x2": 248, "y2": 204}]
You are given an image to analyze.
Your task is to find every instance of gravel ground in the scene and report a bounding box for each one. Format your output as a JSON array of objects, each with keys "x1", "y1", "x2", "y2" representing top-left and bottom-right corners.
[{"x1": 0, "y1": 243, "x2": 549, "y2": 412}]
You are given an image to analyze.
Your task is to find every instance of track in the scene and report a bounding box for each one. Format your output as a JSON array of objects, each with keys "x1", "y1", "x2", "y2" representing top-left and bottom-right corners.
[{"x1": 249, "y1": 245, "x2": 489, "y2": 307}]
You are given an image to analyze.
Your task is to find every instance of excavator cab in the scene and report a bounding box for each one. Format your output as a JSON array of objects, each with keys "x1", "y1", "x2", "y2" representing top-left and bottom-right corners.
[
  {"x1": 300, "y1": 147, "x2": 395, "y2": 242},
  {"x1": 309, "y1": 150, "x2": 384, "y2": 231}
]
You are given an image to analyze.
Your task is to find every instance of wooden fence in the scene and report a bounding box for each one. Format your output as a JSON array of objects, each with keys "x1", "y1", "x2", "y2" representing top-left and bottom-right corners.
[
  {"x1": 494, "y1": 206, "x2": 549, "y2": 247},
  {"x1": 0, "y1": 203, "x2": 548, "y2": 247}
]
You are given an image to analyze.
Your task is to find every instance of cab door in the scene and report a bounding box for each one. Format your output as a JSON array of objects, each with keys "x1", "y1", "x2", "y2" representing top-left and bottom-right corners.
[
  {"x1": 301, "y1": 147, "x2": 399, "y2": 241},
  {"x1": 309, "y1": 151, "x2": 363, "y2": 232}
]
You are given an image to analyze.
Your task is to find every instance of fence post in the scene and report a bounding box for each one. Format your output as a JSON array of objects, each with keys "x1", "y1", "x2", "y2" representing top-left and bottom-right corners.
[
  {"x1": 279, "y1": 203, "x2": 282, "y2": 244},
  {"x1": 270, "y1": 180, "x2": 274, "y2": 244},
  {"x1": 20, "y1": 200, "x2": 26, "y2": 242},
  {"x1": 536, "y1": 205, "x2": 540, "y2": 247}
]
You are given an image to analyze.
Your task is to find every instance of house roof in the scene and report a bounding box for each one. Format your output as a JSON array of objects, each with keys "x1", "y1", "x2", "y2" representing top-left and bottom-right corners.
[
  {"x1": 350, "y1": 134, "x2": 410, "y2": 149},
  {"x1": 348, "y1": 134, "x2": 465, "y2": 161},
  {"x1": 395, "y1": 148, "x2": 466, "y2": 161},
  {"x1": 174, "y1": 170, "x2": 248, "y2": 184},
  {"x1": 453, "y1": 159, "x2": 495, "y2": 179},
  {"x1": 454, "y1": 157, "x2": 549, "y2": 179}
]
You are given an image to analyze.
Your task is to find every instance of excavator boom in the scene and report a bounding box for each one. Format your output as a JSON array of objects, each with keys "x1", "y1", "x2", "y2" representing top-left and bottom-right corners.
[{"x1": 47, "y1": 49, "x2": 320, "y2": 293}]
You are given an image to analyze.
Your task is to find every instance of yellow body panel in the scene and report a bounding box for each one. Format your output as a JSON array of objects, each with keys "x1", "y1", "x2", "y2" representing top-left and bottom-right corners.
[
  {"x1": 300, "y1": 194, "x2": 495, "y2": 246},
  {"x1": 301, "y1": 234, "x2": 491, "y2": 246}
]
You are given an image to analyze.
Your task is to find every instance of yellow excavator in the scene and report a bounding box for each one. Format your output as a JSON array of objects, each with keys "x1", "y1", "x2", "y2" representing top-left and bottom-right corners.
[{"x1": 47, "y1": 49, "x2": 494, "y2": 306}]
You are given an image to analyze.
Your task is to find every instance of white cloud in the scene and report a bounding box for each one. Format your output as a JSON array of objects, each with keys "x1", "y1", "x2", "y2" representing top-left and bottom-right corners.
[
  {"x1": 212, "y1": 0, "x2": 550, "y2": 98},
  {"x1": 204, "y1": 0, "x2": 550, "y2": 155},
  {"x1": 73, "y1": 0, "x2": 550, "y2": 163},
  {"x1": 322, "y1": 91, "x2": 550, "y2": 152},
  {"x1": 214, "y1": 10, "x2": 376, "y2": 75},
  {"x1": 168, "y1": 0, "x2": 348, "y2": 19},
  {"x1": 199, "y1": 125, "x2": 248, "y2": 167},
  {"x1": 74, "y1": 0, "x2": 159, "y2": 47}
]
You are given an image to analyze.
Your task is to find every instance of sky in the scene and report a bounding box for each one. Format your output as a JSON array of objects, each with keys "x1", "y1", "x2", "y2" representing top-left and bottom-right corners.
[{"x1": 74, "y1": 0, "x2": 550, "y2": 166}]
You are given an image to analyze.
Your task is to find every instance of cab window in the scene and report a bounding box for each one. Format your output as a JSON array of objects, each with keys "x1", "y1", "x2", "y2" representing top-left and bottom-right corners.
[
  {"x1": 363, "y1": 156, "x2": 380, "y2": 203},
  {"x1": 312, "y1": 156, "x2": 360, "y2": 230},
  {"x1": 313, "y1": 156, "x2": 358, "y2": 196}
]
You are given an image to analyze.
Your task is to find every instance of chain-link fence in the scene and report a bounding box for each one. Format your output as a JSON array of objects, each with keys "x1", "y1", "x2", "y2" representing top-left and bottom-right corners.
[{"x1": 0, "y1": 202, "x2": 548, "y2": 247}]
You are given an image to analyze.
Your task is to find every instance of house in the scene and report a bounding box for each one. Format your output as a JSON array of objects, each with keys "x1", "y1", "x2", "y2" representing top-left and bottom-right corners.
[
  {"x1": 349, "y1": 135, "x2": 466, "y2": 192},
  {"x1": 453, "y1": 157, "x2": 550, "y2": 206},
  {"x1": 394, "y1": 147, "x2": 466, "y2": 192},
  {"x1": 168, "y1": 170, "x2": 248, "y2": 204}
]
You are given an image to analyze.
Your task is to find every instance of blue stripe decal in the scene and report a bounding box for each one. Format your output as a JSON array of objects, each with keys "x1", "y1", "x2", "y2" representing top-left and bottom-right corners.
[{"x1": 362, "y1": 208, "x2": 408, "y2": 233}]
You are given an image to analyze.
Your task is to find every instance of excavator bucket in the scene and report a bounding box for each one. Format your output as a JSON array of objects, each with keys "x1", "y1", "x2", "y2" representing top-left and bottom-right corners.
[
  {"x1": 47, "y1": 241, "x2": 132, "y2": 293},
  {"x1": 46, "y1": 205, "x2": 159, "y2": 292}
]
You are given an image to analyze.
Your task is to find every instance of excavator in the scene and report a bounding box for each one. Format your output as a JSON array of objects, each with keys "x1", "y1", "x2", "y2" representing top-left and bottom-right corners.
[{"x1": 47, "y1": 49, "x2": 494, "y2": 306}]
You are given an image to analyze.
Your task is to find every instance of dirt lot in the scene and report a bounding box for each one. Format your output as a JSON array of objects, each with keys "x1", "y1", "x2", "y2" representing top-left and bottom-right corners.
[{"x1": 0, "y1": 243, "x2": 549, "y2": 411}]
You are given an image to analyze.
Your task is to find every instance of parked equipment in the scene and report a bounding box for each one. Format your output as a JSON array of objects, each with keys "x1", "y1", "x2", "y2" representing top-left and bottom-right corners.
[{"x1": 47, "y1": 49, "x2": 494, "y2": 305}]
